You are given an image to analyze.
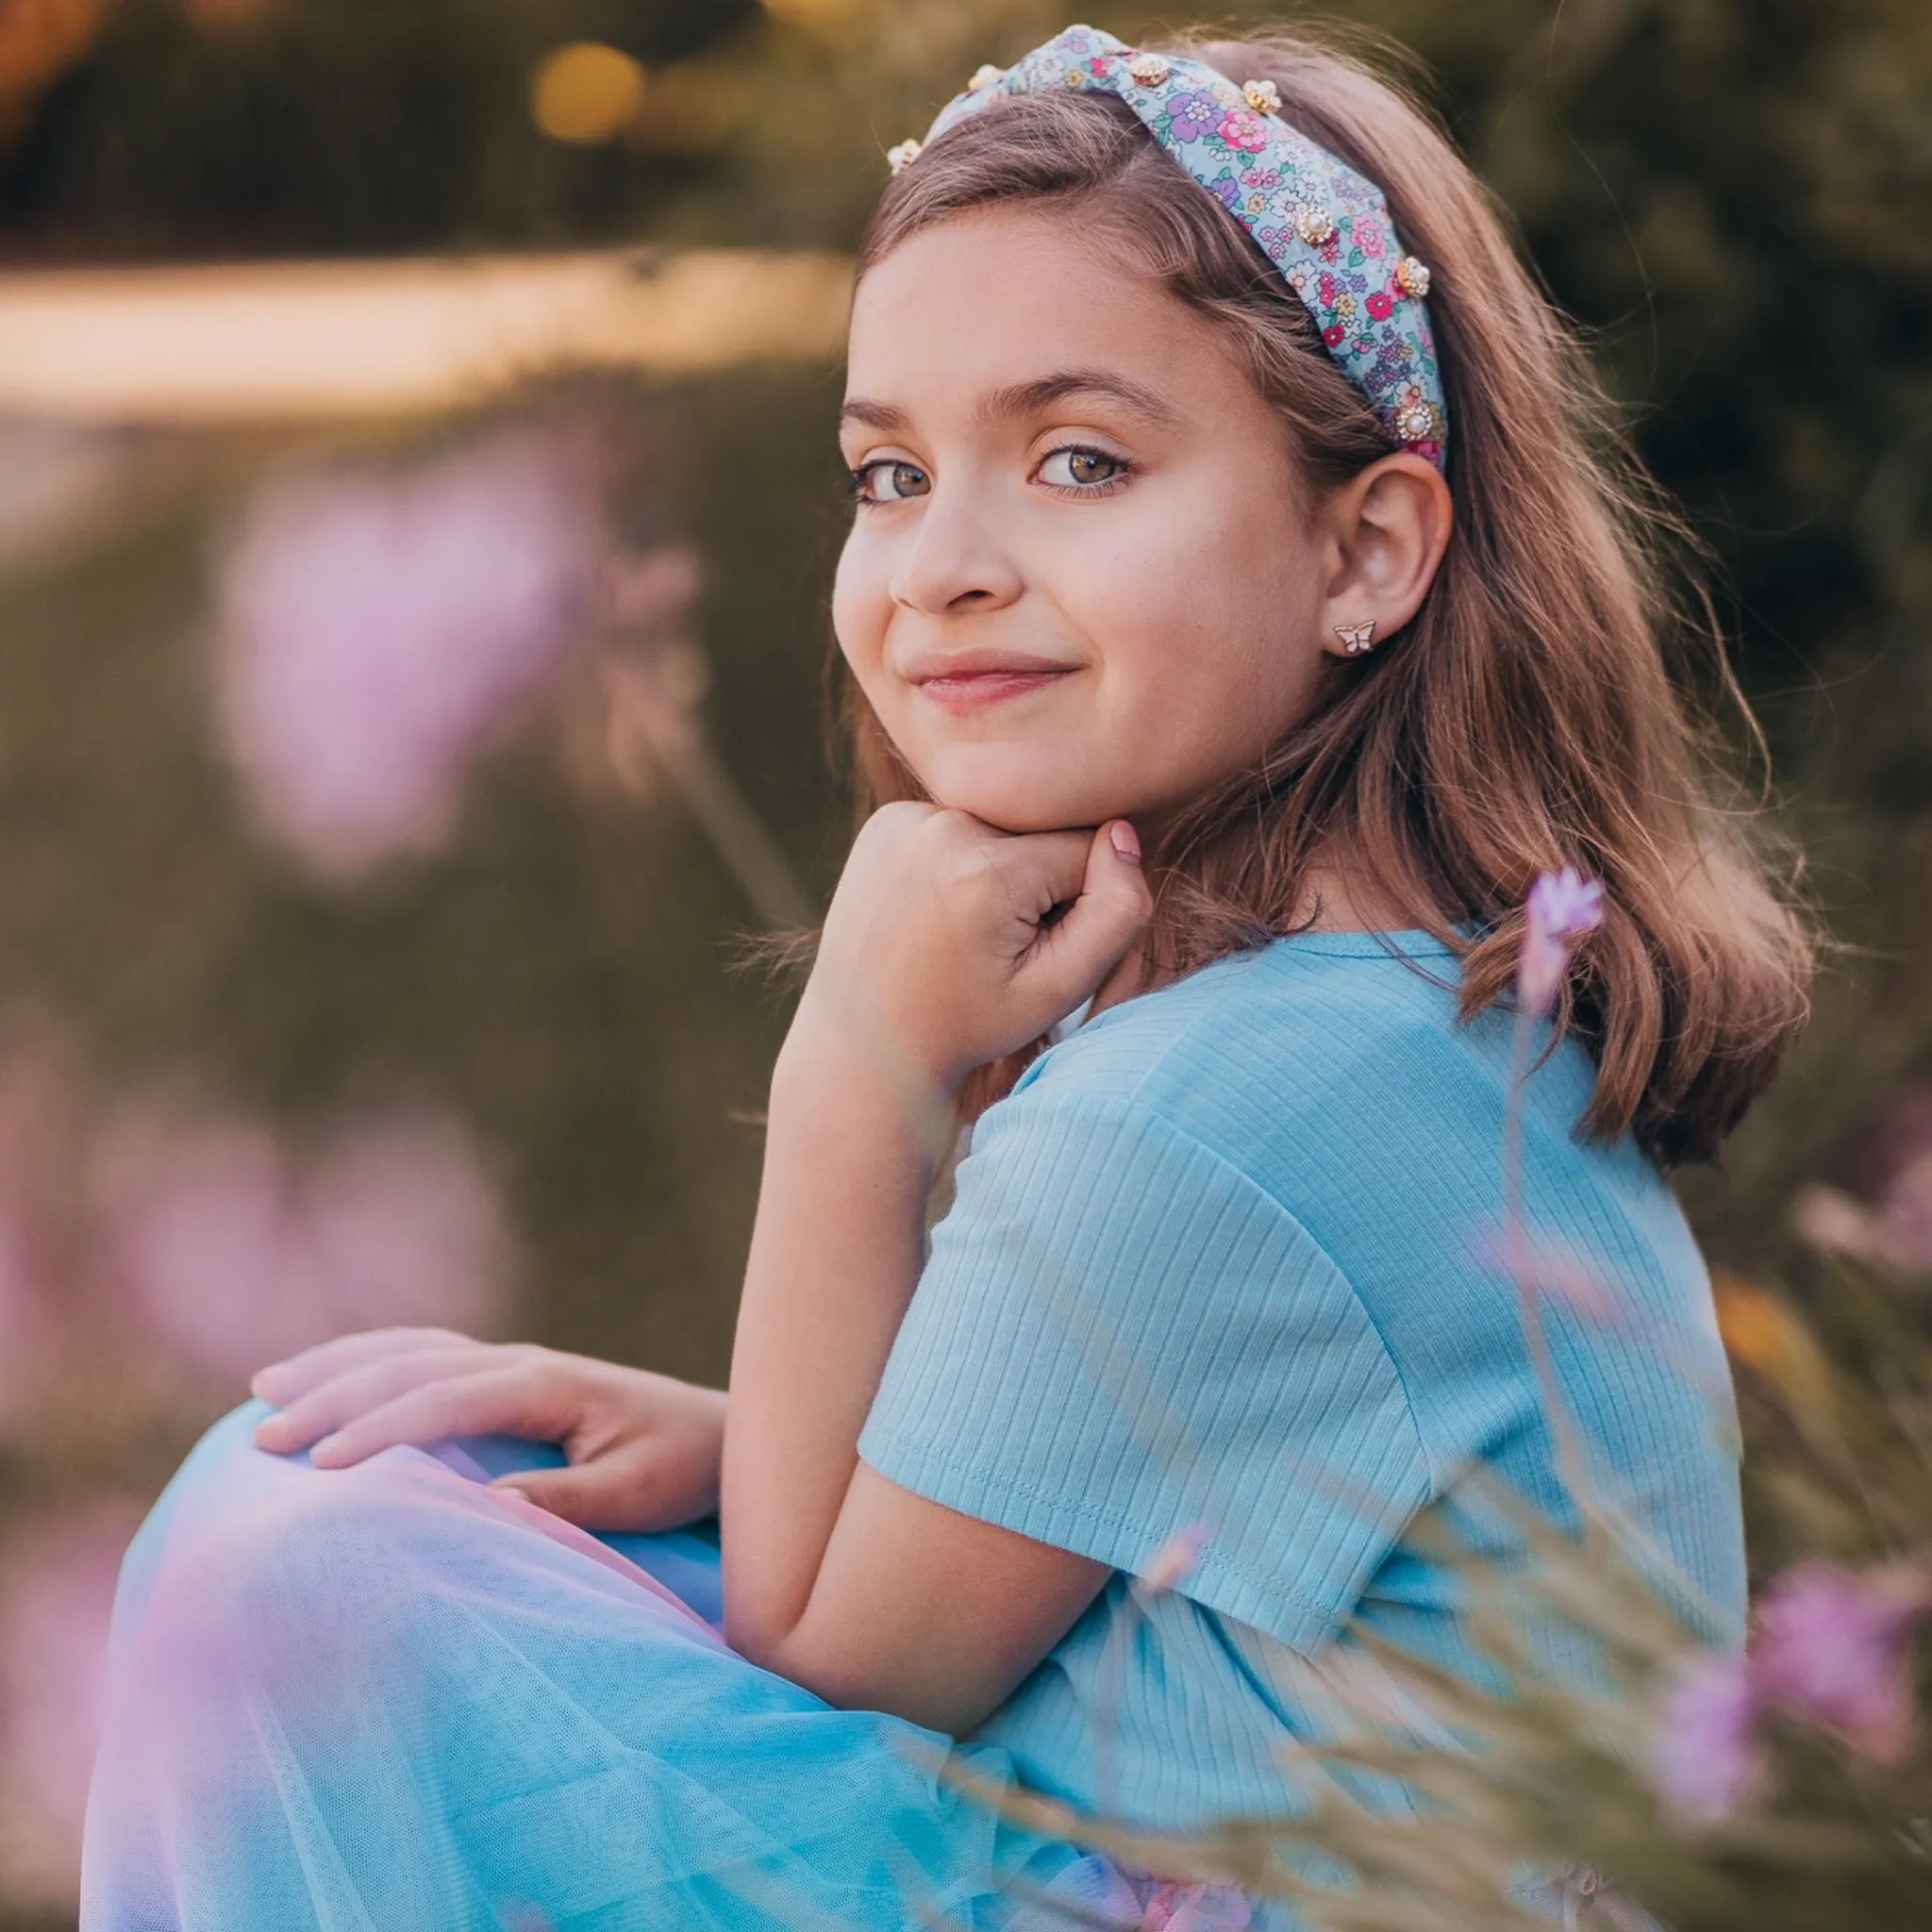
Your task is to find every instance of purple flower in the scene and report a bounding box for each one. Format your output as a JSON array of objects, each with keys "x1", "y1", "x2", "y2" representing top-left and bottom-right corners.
[
  {"x1": 1518, "y1": 867, "x2": 1606, "y2": 1015},
  {"x1": 1648, "y1": 1648, "x2": 1762, "y2": 1823},
  {"x1": 1754, "y1": 1563, "x2": 1929, "y2": 1763},
  {"x1": 1161, "y1": 90, "x2": 1222, "y2": 142},
  {"x1": 215, "y1": 427, "x2": 602, "y2": 881}
]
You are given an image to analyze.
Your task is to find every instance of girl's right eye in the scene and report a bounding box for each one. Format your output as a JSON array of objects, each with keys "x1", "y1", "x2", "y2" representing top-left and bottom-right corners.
[{"x1": 849, "y1": 459, "x2": 931, "y2": 507}]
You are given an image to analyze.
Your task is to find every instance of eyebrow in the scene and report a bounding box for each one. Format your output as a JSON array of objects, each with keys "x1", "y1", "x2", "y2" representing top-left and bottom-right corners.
[{"x1": 839, "y1": 367, "x2": 1182, "y2": 436}]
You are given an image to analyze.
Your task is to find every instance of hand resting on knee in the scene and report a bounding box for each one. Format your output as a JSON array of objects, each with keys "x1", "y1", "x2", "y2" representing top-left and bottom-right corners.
[{"x1": 249, "y1": 1328, "x2": 727, "y2": 1534}]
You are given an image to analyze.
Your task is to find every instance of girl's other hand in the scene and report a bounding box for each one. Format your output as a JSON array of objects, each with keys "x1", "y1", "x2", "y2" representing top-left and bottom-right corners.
[
  {"x1": 796, "y1": 803, "x2": 1152, "y2": 1103},
  {"x1": 249, "y1": 1328, "x2": 727, "y2": 1533}
]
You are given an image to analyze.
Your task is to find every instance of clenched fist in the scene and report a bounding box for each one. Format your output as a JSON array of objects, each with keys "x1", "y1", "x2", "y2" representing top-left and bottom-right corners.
[{"x1": 794, "y1": 802, "x2": 1152, "y2": 1103}]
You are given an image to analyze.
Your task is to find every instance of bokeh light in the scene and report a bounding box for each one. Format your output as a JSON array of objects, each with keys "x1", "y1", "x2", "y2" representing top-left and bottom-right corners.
[{"x1": 531, "y1": 42, "x2": 648, "y2": 147}]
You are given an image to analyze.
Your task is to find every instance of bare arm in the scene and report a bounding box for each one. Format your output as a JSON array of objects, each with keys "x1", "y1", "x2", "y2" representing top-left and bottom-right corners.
[{"x1": 721, "y1": 803, "x2": 1149, "y2": 1733}]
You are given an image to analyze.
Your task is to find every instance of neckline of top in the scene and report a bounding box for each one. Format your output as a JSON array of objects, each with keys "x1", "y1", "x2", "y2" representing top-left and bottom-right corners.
[
  {"x1": 1265, "y1": 927, "x2": 1462, "y2": 959},
  {"x1": 1055, "y1": 926, "x2": 1464, "y2": 1042}
]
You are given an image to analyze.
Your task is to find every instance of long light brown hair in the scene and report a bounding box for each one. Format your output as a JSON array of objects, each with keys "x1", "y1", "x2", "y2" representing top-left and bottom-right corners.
[{"x1": 838, "y1": 24, "x2": 1811, "y2": 1167}]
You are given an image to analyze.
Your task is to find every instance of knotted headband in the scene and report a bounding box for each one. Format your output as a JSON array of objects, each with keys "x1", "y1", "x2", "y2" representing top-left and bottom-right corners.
[{"x1": 887, "y1": 23, "x2": 1449, "y2": 470}]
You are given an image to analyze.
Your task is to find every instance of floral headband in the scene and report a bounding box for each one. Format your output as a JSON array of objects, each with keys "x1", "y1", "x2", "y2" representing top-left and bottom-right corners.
[{"x1": 887, "y1": 23, "x2": 1449, "y2": 470}]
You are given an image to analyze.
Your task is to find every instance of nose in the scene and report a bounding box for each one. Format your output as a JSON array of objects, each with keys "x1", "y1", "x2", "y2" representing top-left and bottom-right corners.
[{"x1": 887, "y1": 474, "x2": 1023, "y2": 617}]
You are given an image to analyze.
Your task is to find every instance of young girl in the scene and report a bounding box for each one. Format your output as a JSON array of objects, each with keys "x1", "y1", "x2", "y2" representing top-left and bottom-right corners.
[{"x1": 81, "y1": 22, "x2": 1810, "y2": 1932}]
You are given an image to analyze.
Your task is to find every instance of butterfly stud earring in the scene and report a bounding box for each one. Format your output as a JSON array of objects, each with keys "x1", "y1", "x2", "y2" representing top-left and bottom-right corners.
[{"x1": 1334, "y1": 620, "x2": 1378, "y2": 656}]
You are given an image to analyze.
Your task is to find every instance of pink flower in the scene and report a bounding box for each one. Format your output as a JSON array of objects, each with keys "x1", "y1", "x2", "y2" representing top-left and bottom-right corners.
[
  {"x1": 1648, "y1": 1648, "x2": 1762, "y2": 1823},
  {"x1": 1367, "y1": 291, "x2": 1395, "y2": 322},
  {"x1": 97, "y1": 1104, "x2": 514, "y2": 1385},
  {"x1": 215, "y1": 427, "x2": 602, "y2": 881},
  {"x1": 1517, "y1": 867, "x2": 1605, "y2": 1016},
  {"x1": 1216, "y1": 109, "x2": 1269, "y2": 153},
  {"x1": 1354, "y1": 215, "x2": 1387, "y2": 258},
  {"x1": 1323, "y1": 324, "x2": 1346, "y2": 348},
  {"x1": 1754, "y1": 1563, "x2": 1929, "y2": 1763},
  {"x1": 1134, "y1": 1523, "x2": 1212, "y2": 1598},
  {"x1": 1143, "y1": 1880, "x2": 1253, "y2": 1931},
  {"x1": 0, "y1": 1512, "x2": 139, "y2": 1906},
  {"x1": 0, "y1": 1207, "x2": 43, "y2": 1423}
]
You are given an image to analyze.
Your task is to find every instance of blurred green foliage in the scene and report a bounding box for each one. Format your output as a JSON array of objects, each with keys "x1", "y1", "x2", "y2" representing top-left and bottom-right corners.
[
  {"x1": 0, "y1": 0, "x2": 1922, "y2": 1474},
  {"x1": 0, "y1": 0, "x2": 1921, "y2": 1455},
  {"x1": 0, "y1": 0, "x2": 760, "y2": 258}
]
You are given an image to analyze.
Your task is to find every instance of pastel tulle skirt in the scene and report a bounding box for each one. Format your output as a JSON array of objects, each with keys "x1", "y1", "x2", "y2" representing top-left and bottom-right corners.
[{"x1": 79, "y1": 1403, "x2": 1256, "y2": 1932}]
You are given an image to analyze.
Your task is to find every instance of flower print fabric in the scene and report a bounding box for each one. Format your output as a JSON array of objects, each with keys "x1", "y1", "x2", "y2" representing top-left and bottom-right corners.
[{"x1": 917, "y1": 23, "x2": 1449, "y2": 467}]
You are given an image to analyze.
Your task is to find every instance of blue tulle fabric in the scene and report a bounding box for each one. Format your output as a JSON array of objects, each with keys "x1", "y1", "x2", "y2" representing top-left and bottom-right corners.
[{"x1": 79, "y1": 1403, "x2": 1251, "y2": 1932}]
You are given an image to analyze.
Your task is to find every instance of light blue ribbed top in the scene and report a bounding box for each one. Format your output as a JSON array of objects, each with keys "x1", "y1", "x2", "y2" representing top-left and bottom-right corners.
[{"x1": 857, "y1": 931, "x2": 1744, "y2": 1832}]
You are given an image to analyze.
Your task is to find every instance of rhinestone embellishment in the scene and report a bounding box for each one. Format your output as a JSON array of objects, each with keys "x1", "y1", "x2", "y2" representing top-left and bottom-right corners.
[
  {"x1": 1392, "y1": 389, "x2": 1440, "y2": 443},
  {"x1": 1291, "y1": 204, "x2": 1337, "y2": 246},
  {"x1": 885, "y1": 138, "x2": 922, "y2": 175},
  {"x1": 912, "y1": 23, "x2": 1450, "y2": 469}
]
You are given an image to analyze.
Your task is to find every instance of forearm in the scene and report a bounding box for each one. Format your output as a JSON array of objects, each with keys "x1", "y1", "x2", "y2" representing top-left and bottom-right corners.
[{"x1": 720, "y1": 1011, "x2": 953, "y2": 1661}]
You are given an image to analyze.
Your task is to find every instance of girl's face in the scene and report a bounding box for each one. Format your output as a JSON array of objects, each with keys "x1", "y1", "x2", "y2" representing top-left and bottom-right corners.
[{"x1": 833, "y1": 207, "x2": 1337, "y2": 838}]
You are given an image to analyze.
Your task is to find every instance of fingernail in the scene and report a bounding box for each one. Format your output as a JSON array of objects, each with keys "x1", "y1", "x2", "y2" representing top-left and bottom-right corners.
[
  {"x1": 1108, "y1": 821, "x2": 1141, "y2": 864},
  {"x1": 310, "y1": 1434, "x2": 341, "y2": 1464}
]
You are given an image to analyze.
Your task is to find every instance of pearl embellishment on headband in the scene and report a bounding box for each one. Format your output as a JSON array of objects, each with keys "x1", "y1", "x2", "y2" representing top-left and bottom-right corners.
[
  {"x1": 1291, "y1": 204, "x2": 1338, "y2": 246},
  {"x1": 1393, "y1": 387, "x2": 1442, "y2": 444},
  {"x1": 906, "y1": 25, "x2": 1450, "y2": 467}
]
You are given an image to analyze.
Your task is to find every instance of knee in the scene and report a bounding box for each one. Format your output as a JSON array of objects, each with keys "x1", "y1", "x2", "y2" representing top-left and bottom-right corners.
[{"x1": 131, "y1": 1448, "x2": 449, "y2": 1716}]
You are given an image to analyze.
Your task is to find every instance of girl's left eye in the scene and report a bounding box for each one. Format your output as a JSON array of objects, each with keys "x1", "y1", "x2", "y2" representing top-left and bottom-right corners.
[{"x1": 1038, "y1": 445, "x2": 1131, "y2": 493}]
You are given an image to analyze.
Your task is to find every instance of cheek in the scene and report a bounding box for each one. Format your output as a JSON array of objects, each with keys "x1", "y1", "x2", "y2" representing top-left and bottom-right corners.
[
  {"x1": 1080, "y1": 524, "x2": 1314, "y2": 733},
  {"x1": 829, "y1": 536, "x2": 887, "y2": 685}
]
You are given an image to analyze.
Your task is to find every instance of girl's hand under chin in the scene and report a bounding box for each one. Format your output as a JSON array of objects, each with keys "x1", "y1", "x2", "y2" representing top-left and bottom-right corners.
[{"x1": 788, "y1": 802, "x2": 1153, "y2": 1120}]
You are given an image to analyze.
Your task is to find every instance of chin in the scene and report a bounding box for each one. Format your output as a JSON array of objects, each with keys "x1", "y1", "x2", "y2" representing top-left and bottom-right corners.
[{"x1": 916, "y1": 751, "x2": 1133, "y2": 836}]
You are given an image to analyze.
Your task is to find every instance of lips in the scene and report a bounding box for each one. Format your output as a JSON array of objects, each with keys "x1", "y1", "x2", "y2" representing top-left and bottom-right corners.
[
  {"x1": 904, "y1": 654, "x2": 1077, "y2": 712},
  {"x1": 915, "y1": 668, "x2": 1073, "y2": 710}
]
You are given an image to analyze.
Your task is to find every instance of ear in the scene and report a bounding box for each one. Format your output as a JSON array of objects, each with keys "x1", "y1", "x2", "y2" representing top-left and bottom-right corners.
[{"x1": 1314, "y1": 454, "x2": 1453, "y2": 661}]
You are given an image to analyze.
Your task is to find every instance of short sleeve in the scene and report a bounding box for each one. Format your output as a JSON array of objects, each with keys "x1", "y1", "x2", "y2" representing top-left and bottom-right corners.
[{"x1": 857, "y1": 1091, "x2": 1431, "y2": 1654}]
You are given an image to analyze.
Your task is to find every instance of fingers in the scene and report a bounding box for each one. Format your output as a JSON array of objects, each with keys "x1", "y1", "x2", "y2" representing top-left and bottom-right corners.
[
  {"x1": 304, "y1": 1367, "x2": 551, "y2": 1468},
  {"x1": 251, "y1": 1326, "x2": 481, "y2": 1406},
  {"x1": 970, "y1": 824, "x2": 1094, "y2": 921},
  {"x1": 1027, "y1": 819, "x2": 1153, "y2": 1005},
  {"x1": 491, "y1": 1449, "x2": 658, "y2": 1532},
  {"x1": 251, "y1": 1346, "x2": 508, "y2": 1455}
]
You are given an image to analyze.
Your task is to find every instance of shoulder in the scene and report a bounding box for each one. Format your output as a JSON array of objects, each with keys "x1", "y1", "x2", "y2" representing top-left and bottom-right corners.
[
  {"x1": 1006, "y1": 930, "x2": 1544, "y2": 1175},
  {"x1": 993, "y1": 930, "x2": 1699, "y2": 1357}
]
